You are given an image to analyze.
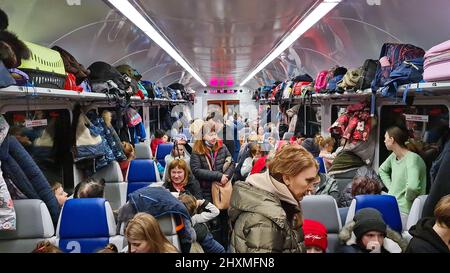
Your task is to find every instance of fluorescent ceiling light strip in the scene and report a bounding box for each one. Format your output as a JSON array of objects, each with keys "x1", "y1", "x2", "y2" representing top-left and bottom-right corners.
[
  {"x1": 240, "y1": 0, "x2": 341, "y2": 86},
  {"x1": 107, "y1": 0, "x2": 207, "y2": 87}
]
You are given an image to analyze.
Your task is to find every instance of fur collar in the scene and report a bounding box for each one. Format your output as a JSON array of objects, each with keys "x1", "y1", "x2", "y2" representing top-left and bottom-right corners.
[{"x1": 339, "y1": 221, "x2": 409, "y2": 253}]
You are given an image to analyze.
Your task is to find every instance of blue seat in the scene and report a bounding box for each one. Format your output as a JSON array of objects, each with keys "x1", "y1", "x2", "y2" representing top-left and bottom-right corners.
[
  {"x1": 56, "y1": 198, "x2": 123, "y2": 253},
  {"x1": 127, "y1": 159, "x2": 160, "y2": 197},
  {"x1": 316, "y1": 156, "x2": 326, "y2": 174},
  {"x1": 345, "y1": 195, "x2": 403, "y2": 233},
  {"x1": 156, "y1": 143, "x2": 174, "y2": 168}
]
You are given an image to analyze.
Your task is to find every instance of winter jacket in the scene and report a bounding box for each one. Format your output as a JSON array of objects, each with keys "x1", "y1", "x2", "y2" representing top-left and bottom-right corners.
[
  {"x1": 191, "y1": 201, "x2": 219, "y2": 225},
  {"x1": 190, "y1": 144, "x2": 235, "y2": 199},
  {"x1": 162, "y1": 173, "x2": 203, "y2": 199},
  {"x1": 329, "y1": 101, "x2": 371, "y2": 143},
  {"x1": 0, "y1": 135, "x2": 60, "y2": 226},
  {"x1": 315, "y1": 173, "x2": 339, "y2": 201},
  {"x1": 406, "y1": 217, "x2": 450, "y2": 253},
  {"x1": 338, "y1": 220, "x2": 408, "y2": 253},
  {"x1": 229, "y1": 179, "x2": 305, "y2": 253},
  {"x1": 423, "y1": 141, "x2": 450, "y2": 218}
]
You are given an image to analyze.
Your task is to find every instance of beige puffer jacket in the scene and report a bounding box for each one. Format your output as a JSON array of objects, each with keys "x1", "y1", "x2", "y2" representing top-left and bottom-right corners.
[{"x1": 229, "y1": 178, "x2": 305, "y2": 253}]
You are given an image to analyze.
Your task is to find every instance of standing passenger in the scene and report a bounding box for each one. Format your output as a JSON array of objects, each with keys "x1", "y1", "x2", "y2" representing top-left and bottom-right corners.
[
  {"x1": 190, "y1": 123, "x2": 235, "y2": 249},
  {"x1": 379, "y1": 126, "x2": 426, "y2": 215},
  {"x1": 229, "y1": 145, "x2": 319, "y2": 253}
]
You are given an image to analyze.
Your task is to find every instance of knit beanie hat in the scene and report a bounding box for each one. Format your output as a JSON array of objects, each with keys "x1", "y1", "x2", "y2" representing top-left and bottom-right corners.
[
  {"x1": 353, "y1": 208, "x2": 387, "y2": 240},
  {"x1": 302, "y1": 219, "x2": 328, "y2": 252}
]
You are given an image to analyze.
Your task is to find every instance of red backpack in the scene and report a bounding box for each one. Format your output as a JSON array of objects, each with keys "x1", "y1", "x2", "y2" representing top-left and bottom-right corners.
[
  {"x1": 314, "y1": 70, "x2": 329, "y2": 93},
  {"x1": 293, "y1": 81, "x2": 311, "y2": 96}
]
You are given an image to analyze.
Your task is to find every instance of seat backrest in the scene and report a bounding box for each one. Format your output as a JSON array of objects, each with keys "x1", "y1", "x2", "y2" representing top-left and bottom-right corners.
[
  {"x1": 403, "y1": 195, "x2": 428, "y2": 241},
  {"x1": 155, "y1": 143, "x2": 174, "y2": 168},
  {"x1": 301, "y1": 195, "x2": 342, "y2": 253},
  {"x1": 345, "y1": 195, "x2": 403, "y2": 233},
  {"x1": 126, "y1": 159, "x2": 161, "y2": 196},
  {"x1": 316, "y1": 157, "x2": 326, "y2": 174},
  {"x1": 134, "y1": 143, "x2": 152, "y2": 159},
  {"x1": 91, "y1": 161, "x2": 127, "y2": 210},
  {"x1": 0, "y1": 199, "x2": 55, "y2": 253},
  {"x1": 56, "y1": 198, "x2": 123, "y2": 253}
]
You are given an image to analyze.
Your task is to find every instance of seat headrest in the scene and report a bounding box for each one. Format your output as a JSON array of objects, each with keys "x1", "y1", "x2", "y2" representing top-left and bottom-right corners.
[
  {"x1": 57, "y1": 198, "x2": 116, "y2": 238},
  {"x1": 134, "y1": 143, "x2": 152, "y2": 159},
  {"x1": 406, "y1": 195, "x2": 428, "y2": 230},
  {"x1": 156, "y1": 143, "x2": 174, "y2": 159},
  {"x1": 354, "y1": 195, "x2": 402, "y2": 233},
  {"x1": 0, "y1": 199, "x2": 54, "y2": 239},
  {"x1": 127, "y1": 159, "x2": 157, "y2": 183},
  {"x1": 301, "y1": 195, "x2": 342, "y2": 233},
  {"x1": 92, "y1": 161, "x2": 123, "y2": 182}
]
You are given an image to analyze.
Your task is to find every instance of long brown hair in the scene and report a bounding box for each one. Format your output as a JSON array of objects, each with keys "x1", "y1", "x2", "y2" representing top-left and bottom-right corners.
[
  {"x1": 434, "y1": 194, "x2": 450, "y2": 227},
  {"x1": 167, "y1": 159, "x2": 190, "y2": 186},
  {"x1": 192, "y1": 123, "x2": 220, "y2": 155},
  {"x1": 125, "y1": 213, "x2": 178, "y2": 253},
  {"x1": 269, "y1": 144, "x2": 318, "y2": 182}
]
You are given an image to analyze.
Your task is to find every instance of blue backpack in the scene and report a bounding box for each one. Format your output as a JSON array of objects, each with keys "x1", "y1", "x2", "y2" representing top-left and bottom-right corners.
[
  {"x1": 380, "y1": 57, "x2": 424, "y2": 97},
  {"x1": 326, "y1": 74, "x2": 344, "y2": 92}
]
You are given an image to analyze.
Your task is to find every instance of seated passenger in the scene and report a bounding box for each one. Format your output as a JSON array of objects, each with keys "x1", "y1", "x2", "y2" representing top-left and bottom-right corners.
[
  {"x1": 178, "y1": 194, "x2": 224, "y2": 253},
  {"x1": 119, "y1": 141, "x2": 135, "y2": 180},
  {"x1": 150, "y1": 129, "x2": 166, "y2": 156},
  {"x1": 32, "y1": 240, "x2": 63, "y2": 253},
  {"x1": 125, "y1": 212, "x2": 178, "y2": 253},
  {"x1": 303, "y1": 219, "x2": 328, "y2": 253},
  {"x1": 51, "y1": 182, "x2": 68, "y2": 207},
  {"x1": 338, "y1": 208, "x2": 407, "y2": 253},
  {"x1": 165, "y1": 143, "x2": 190, "y2": 168},
  {"x1": 338, "y1": 176, "x2": 382, "y2": 208},
  {"x1": 240, "y1": 143, "x2": 261, "y2": 178},
  {"x1": 317, "y1": 135, "x2": 336, "y2": 170},
  {"x1": 163, "y1": 159, "x2": 202, "y2": 199},
  {"x1": 73, "y1": 178, "x2": 105, "y2": 198},
  {"x1": 314, "y1": 173, "x2": 339, "y2": 201},
  {"x1": 406, "y1": 194, "x2": 450, "y2": 253}
]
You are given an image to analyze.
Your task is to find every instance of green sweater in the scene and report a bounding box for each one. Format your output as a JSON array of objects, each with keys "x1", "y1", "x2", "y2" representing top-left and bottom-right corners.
[{"x1": 379, "y1": 151, "x2": 426, "y2": 214}]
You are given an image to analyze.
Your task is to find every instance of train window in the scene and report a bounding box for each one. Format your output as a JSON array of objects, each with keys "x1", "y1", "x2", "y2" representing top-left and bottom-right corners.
[
  {"x1": 331, "y1": 105, "x2": 348, "y2": 125},
  {"x1": 3, "y1": 109, "x2": 74, "y2": 192},
  {"x1": 305, "y1": 105, "x2": 321, "y2": 137},
  {"x1": 379, "y1": 105, "x2": 449, "y2": 166}
]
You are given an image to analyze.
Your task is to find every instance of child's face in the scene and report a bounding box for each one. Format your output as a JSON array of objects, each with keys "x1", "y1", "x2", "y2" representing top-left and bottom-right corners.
[
  {"x1": 162, "y1": 135, "x2": 168, "y2": 142},
  {"x1": 306, "y1": 246, "x2": 324, "y2": 253},
  {"x1": 54, "y1": 186, "x2": 68, "y2": 206}
]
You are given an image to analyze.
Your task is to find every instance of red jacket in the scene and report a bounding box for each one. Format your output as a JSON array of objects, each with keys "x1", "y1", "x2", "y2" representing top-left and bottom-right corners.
[{"x1": 151, "y1": 138, "x2": 164, "y2": 156}]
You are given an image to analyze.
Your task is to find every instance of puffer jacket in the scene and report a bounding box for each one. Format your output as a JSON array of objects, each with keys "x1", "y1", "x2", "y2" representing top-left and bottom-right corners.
[
  {"x1": 315, "y1": 173, "x2": 339, "y2": 201},
  {"x1": 338, "y1": 219, "x2": 408, "y2": 253},
  {"x1": 229, "y1": 180, "x2": 305, "y2": 253},
  {"x1": 190, "y1": 144, "x2": 235, "y2": 199}
]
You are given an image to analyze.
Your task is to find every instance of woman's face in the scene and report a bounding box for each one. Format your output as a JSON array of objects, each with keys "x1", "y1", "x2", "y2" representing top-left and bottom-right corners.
[
  {"x1": 203, "y1": 131, "x2": 217, "y2": 145},
  {"x1": 128, "y1": 239, "x2": 151, "y2": 253},
  {"x1": 283, "y1": 166, "x2": 318, "y2": 201},
  {"x1": 384, "y1": 132, "x2": 394, "y2": 151},
  {"x1": 170, "y1": 166, "x2": 186, "y2": 184}
]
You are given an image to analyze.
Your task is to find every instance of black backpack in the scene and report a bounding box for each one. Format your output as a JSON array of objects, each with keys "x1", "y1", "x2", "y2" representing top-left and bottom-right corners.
[
  {"x1": 358, "y1": 59, "x2": 379, "y2": 90},
  {"x1": 87, "y1": 61, "x2": 132, "y2": 96}
]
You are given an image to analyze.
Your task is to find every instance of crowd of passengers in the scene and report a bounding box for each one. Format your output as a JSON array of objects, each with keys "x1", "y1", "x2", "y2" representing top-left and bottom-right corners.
[{"x1": 3, "y1": 108, "x2": 450, "y2": 254}]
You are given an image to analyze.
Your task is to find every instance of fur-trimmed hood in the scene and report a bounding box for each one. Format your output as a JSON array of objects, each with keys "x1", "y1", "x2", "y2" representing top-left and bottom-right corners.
[{"x1": 339, "y1": 221, "x2": 409, "y2": 253}]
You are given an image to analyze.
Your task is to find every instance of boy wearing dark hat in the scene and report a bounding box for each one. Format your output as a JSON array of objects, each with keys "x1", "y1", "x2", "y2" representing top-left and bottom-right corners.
[
  {"x1": 303, "y1": 219, "x2": 328, "y2": 253},
  {"x1": 338, "y1": 208, "x2": 408, "y2": 253}
]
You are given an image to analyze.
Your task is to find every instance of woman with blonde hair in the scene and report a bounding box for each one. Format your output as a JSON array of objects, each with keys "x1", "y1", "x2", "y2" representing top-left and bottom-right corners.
[
  {"x1": 316, "y1": 135, "x2": 336, "y2": 170},
  {"x1": 125, "y1": 212, "x2": 178, "y2": 253},
  {"x1": 119, "y1": 141, "x2": 135, "y2": 180},
  {"x1": 190, "y1": 122, "x2": 235, "y2": 249},
  {"x1": 163, "y1": 159, "x2": 203, "y2": 199},
  {"x1": 229, "y1": 145, "x2": 319, "y2": 253}
]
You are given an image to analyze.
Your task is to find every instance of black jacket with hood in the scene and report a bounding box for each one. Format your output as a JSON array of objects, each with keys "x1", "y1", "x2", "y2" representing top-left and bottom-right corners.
[{"x1": 405, "y1": 217, "x2": 450, "y2": 253}]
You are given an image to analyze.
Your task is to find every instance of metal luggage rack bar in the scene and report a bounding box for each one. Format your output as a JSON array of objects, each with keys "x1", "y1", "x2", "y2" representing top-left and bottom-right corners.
[
  {"x1": 257, "y1": 82, "x2": 450, "y2": 105},
  {"x1": 0, "y1": 86, "x2": 190, "y2": 105}
]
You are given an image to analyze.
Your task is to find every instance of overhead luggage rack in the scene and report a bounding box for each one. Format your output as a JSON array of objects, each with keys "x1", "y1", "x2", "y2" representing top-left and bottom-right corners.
[
  {"x1": 0, "y1": 86, "x2": 189, "y2": 105},
  {"x1": 397, "y1": 82, "x2": 450, "y2": 97}
]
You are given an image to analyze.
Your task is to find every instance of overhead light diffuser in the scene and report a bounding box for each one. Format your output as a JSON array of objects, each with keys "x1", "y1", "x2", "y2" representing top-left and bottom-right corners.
[
  {"x1": 107, "y1": 0, "x2": 207, "y2": 87},
  {"x1": 240, "y1": 0, "x2": 341, "y2": 86}
]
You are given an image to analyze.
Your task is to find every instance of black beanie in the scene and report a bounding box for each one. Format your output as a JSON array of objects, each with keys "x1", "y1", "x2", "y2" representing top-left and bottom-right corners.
[{"x1": 353, "y1": 208, "x2": 387, "y2": 240}]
